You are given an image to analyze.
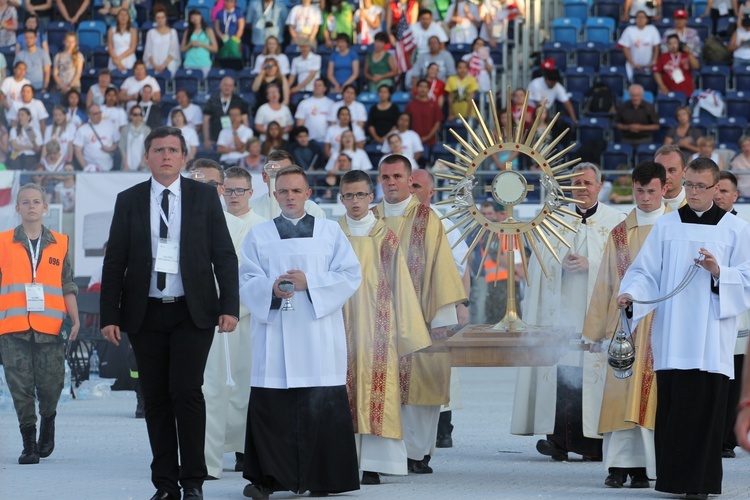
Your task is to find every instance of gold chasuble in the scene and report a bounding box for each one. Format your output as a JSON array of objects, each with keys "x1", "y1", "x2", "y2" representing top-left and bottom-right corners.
[
  {"x1": 339, "y1": 218, "x2": 432, "y2": 439},
  {"x1": 582, "y1": 207, "x2": 670, "y2": 434},
  {"x1": 373, "y1": 198, "x2": 467, "y2": 405}
]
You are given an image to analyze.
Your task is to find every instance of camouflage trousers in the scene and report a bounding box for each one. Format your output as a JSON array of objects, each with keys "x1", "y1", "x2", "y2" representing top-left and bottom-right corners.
[
  {"x1": 485, "y1": 279, "x2": 522, "y2": 325},
  {"x1": 0, "y1": 332, "x2": 65, "y2": 427}
]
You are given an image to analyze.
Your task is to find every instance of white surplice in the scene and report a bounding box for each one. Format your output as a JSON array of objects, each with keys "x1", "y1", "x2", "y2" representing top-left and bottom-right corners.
[{"x1": 239, "y1": 216, "x2": 362, "y2": 389}]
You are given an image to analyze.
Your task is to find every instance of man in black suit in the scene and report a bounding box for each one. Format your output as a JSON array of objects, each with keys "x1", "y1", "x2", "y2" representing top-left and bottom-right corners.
[{"x1": 100, "y1": 127, "x2": 239, "y2": 500}]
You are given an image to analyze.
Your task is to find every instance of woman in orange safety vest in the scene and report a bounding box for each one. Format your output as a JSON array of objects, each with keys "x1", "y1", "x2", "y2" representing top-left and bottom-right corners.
[{"x1": 0, "y1": 182, "x2": 79, "y2": 466}]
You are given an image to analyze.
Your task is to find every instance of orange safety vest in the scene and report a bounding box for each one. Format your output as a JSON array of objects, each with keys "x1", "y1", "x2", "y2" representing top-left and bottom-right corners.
[
  {"x1": 482, "y1": 249, "x2": 508, "y2": 283},
  {"x1": 0, "y1": 229, "x2": 68, "y2": 336}
]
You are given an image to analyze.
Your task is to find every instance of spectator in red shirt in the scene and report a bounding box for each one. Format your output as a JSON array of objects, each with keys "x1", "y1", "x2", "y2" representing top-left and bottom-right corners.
[
  {"x1": 405, "y1": 79, "x2": 443, "y2": 148},
  {"x1": 654, "y1": 34, "x2": 699, "y2": 97}
]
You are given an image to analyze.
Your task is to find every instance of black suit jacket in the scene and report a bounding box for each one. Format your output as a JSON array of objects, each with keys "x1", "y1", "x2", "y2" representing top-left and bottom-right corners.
[{"x1": 100, "y1": 176, "x2": 239, "y2": 333}]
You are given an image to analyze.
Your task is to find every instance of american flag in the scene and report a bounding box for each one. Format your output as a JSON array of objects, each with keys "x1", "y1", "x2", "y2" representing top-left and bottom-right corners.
[{"x1": 394, "y1": 15, "x2": 415, "y2": 74}]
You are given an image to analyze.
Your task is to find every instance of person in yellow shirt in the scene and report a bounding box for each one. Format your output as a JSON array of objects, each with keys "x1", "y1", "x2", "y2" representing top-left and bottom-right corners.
[{"x1": 444, "y1": 59, "x2": 478, "y2": 121}]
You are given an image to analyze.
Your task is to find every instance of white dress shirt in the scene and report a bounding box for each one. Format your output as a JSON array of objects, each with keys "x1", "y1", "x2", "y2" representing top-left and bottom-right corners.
[{"x1": 149, "y1": 177, "x2": 185, "y2": 298}]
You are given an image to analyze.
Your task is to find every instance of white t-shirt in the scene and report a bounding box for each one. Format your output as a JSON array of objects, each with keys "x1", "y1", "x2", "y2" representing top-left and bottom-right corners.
[
  {"x1": 8, "y1": 98, "x2": 48, "y2": 124},
  {"x1": 290, "y1": 53, "x2": 322, "y2": 92},
  {"x1": 329, "y1": 100, "x2": 368, "y2": 125},
  {"x1": 527, "y1": 77, "x2": 569, "y2": 109},
  {"x1": 252, "y1": 54, "x2": 292, "y2": 76},
  {"x1": 380, "y1": 129, "x2": 425, "y2": 157},
  {"x1": 101, "y1": 105, "x2": 128, "y2": 132},
  {"x1": 324, "y1": 123, "x2": 366, "y2": 158},
  {"x1": 167, "y1": 103, "x2": 203, "y2": 130},
  {"x1": 44, "y1": 124, "x2": 76, "y2": 156},
  {"x1": 0, "y1": 77, "x2": 30, "y2": 105},
  {"x1": 445, "y1": 1, "x2": 481, "y2": 44},
  {"x1": 294, "y1": 95, "x2": 334, "y2": 142},
  {"x1": 254, "y1": 103, "x2": 294, "y2": 141},
  {"x1": 325, "y1": 148, "x2": 374, "y2": 171},
  {"x1": 618, "y1": 25, "x2": 661, "y2": 68},
  {"x1": 180, "y1": 125, "x2": 200, "y2": 150},
  {"x1": 354, "y1": 5, "x2": 384, "y2": 44},
  {"x1": 120, "y1": 75, "x2": 161, "y2": 100},
  {"x1": 9, "y1": 122, "x2": 42, "y2": 156},
  {"x1": 627, "y1": 0, "x2": 659, "y2": 17},
  {"x1": 286, "y1": 4, "x2": 323, "y2": 38},
  {"x1": 411, "y1": 21, "x2": 449, "y2": 55},
  {"x1": 217, "y1": 124, "x2": 254, "y2": 163},
  {"x1": 74, "y1": 121, "x2": 118, "y2": 171}
]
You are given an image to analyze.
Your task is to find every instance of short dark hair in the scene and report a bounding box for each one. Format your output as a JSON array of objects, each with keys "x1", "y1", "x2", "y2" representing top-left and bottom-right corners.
[
  {"x1": 176, "y1": 88, "x2": 191, "y2": 98},
  {"x1": 378, "y1": 84, "x2": 392, "y2": 95},
  {"x1": 105, "y1": 87, "x2": 118, "y2": 97},
  {"x1": 379, "y1": 154, "x2": 412, "y2": 174},
  {"x1": 266, "y1": 149, "x2": 294, "y2": 164},
  {"x1": 654, "y1": 144, "x2": 686, "y2": 168},
  {"x1": 667, "y1": 33, "x2": 680, "y2": 43},
  {"x1": 342, "y1": 84, "x2": 357, "y2": 95},
  {"x1": 276, "y1": 164, "x2": 309, "y2": 187},
  {"x1": 341, "y1": 169, "x2": 373, "y2": 191},
  {"x1": 145, "y1": 126, "x2": 188, "y2": 156},
  {"x1": 24, "y1": 29, "x2": 38, "y2": 37},
  {"x1": 418, "y1": 8, "x2": 432, "y2": 18},
  {"x1": 719, "y1": 170, "x2": 738, "y2": 190},
  {"x1": 189, "y1": 158, "x2": 224, "y2": 182},
  {"x1": 374, "y1": 32, "x2": 389, "y2": 44},
  {"x1": 225, "y1": 166, "x2": 253, "y2": 187},
  {"x1": 228, "y1": 105, "x2": 243, "y2": 114},
  {"x1": 335, "y1": 33, "x2": 350, "y2": 44},
  {"x1": 133, "y1": 60, "x2": 146, "y2": 70},
  {"x1": 687, "y1": 156, "x2": 720, "y2": 183},
  {"x1": 632, "y1": 161, "x2": 667, "y2": 187},
  {"x1": 291, "y1": 126, "x2": 309, "y2": 140}
]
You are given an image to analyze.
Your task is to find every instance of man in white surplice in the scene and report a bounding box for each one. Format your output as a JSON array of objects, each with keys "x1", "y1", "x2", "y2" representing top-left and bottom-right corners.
[
  {"x1": 512, "y1": 163, "x2": 625, "y2": 461},
  {"x1": 239, "y1": 165, "x2": 362, "y2": 498}
]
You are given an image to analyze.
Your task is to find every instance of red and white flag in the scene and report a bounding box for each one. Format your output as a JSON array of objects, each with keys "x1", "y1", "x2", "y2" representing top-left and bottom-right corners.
[{"x1": 394, "y1": 15, "x2": 415, "y2": 74}]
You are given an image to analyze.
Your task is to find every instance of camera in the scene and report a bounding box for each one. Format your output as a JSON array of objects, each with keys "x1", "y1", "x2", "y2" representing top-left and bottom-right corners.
[
  {"x1": 265, "y1": 21, "x2": 274, "y2": 28},
  {"x1": 645, "y1": 0, "x2": 656, "y2": 8}
]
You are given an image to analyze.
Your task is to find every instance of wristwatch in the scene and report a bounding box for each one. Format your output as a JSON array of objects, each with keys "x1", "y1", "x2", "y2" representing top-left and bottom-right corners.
[{"x1": 461, "y1": 300, "x2": 470, "y2": 307}]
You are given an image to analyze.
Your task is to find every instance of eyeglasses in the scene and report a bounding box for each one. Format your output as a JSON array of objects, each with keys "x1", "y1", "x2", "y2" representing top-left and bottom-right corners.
[
  {"x1": 223, "y1": 188, "x2": 249, "y2": 196},
  {"x1": 684, "y1": 182, "x2": 717, "y2": 192},
  {"x1": 201, "y1": 180, "x2": 223, "y2": 187},
  {"x1": 341, "y1": 192, "x2": 371, "y2": 200}
]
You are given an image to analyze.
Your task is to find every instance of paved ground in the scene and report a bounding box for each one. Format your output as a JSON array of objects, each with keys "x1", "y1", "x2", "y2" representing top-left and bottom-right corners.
[{"x1": 1, "y1": 367, "x2": 749, "y2": 499}]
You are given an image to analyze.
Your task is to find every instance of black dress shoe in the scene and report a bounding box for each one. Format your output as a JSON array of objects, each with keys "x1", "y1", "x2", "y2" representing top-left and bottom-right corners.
[
  {"x1": 309, "y1": 492, "x2": 329, "y2": 497},
  {"x1": 182, "y1": 487, "x2": 203, "y2": 499},
  {"x1": 243, "y1": 483, "x2": 271, "y2": 499},
  {"x1": 235, "y1": 452, "x2": 244, "y2": 471},
  {"x1": 604, "y1": 471, "x2": 627, "y2": 488},
  {"x1": 629, "y1": 475, "x2": 650, "y2": 488},
  {"x1": 361, "y1": 471, "x2": 380, "y2": 484},
  {"x1": 722, "y1": 448, "x2": 736, "y2": 458},
  {"x1": 685, "y1": 494, "x2": 708, "y2": 500},
  {"x1": 436, "y1": 433, "x2": 453, "y2": 448},
  {"x1": 535, "y1": 439, "x2": 568, "y2": 461},
  {"x1": 204, "y1": 475, "x2": 219, "y2": 480},
  {"x1": 149, "y1": 490, "x2": 179, "y2": 500},
  {"x1": 407, "y1": 458, "x2": 433, "y2": 474}
]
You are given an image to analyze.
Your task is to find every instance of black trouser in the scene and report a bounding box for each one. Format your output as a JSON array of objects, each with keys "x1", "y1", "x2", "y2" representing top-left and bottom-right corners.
[
  {"x1": 129, "y1": 299, "x2": 214, "y2": 497},
  {"x1": 548, "y1": 365, "x2": 603, "y2": 459},
  {"x1": 723, "y1": 354, "x2": 744, "y2": 450}
]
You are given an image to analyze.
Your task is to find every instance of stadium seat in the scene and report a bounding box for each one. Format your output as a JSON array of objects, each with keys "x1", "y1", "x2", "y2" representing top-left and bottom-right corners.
[
  {"x1": 622, "y1": 89, "x2": 654, "y2": 104},
  {"x1": 661, "y1": 2, "x2": 686, "y2": 20},
  {"x1": 237, "y1": 68, "x2": 255, "y2": 94},
  {"x1": 241, "y1": 92, "x2": 257, "y2": 113},
  {"x1": 38, "y1": 92, "x2": 61, "y2": 118},
  {"x1": 173, "y1": 68, "x2": 205, "y2": 96},
  {"x1": 290, "y1": 91, "x2": 311, "y2": 107},
  {"x1": 561, "y1": 91, "x2": 585, "y2": 119},
  {"x1": 595, "y1": 0, "x2": 622, "y2": 19},
  {"x1": 565, "y1": 66, "x2": 594, "y2": 95},
  {"x1": 734, "y1": 65, "x2": 750, "y2": 91},
  {"x1": 635, "y1": 143, "x2": 661, "y2": 165},
  {"x1": 633, "y1": 70, "x2": 657, "y2": 95},
  {"x1": 654, "y1": 18, "x2": 674, "y2": 32},
  {"x1": 585, "y1": 17, "x2": 616, "y2": 44},
  {"x1": 110, "y1": 69, "x2": 132, "y2": 88},
  {"x1": 692, "y1": 0, "x2": 708, "y2": 17},
  {"x1": 447, "y1": 43, "x2": 472, "y2": 61},
  {"x1": 656, "y1": 91, "x2": 687, "y2": 118},
  {"x1": 717, "y1": 142, "x2": 739, "y2": 153},
  {"x1": 140, "y1": 21, "x2": 157, "y2": 44},
  {"x1": 206, "y1": 68, "x2": 236, "y2": 94},
  {"x1": 563, "y1": 0, "x2": 590, "y2": 21},
  {"x1": 161, "y1": 92, "x2": 178, "y2": 111},
  {"x1": 598, "y1": 66, "x2": 627, "y2": 97},
  {"x1": 551, "y1": 18, "x2": 582, "y2": 44},
  {"x1": 576, "y1": 41, "x2": 606, "y2": 71},
  {"x1": 655, "y1": 117, "x2": 677, "y2": 143},
  {"x1": 46, "y1": 21, "x2": 74, "y2": 51},
  {"x1": 716, "y1": 117, "x2": 748, "y2": 144},
  {"x1": 365, "y1": 143, "x2": 383, "y2": 167},
  {"x1": 542, "y1": 41, "x2": 572, "y2": 72},
  {"x1": 700, "y1": 66, "x2": 731, "y2": 94},
  {"x1": 716, "y1": 15, "x2": 735, "y2": 38},
  {"x1": 690, "y1": 116, "x2": 714, "y2": 137},
  {"x1": 392, "y1": 91, "x2": 411, "y2": 112},
  {"x1": 174, "y1": 20, "x2": 188, "y2": 43},
  {"x1": 725, "y1": 91, "x2": 750, "y2": 120},
  {"x1": 0, "y1": 45, "x2": 14, "y2": 69},
  {"x1": 602, "y1": 143, "x2": 633, "y2": 170},
  {"x1": 146, "y1": 70, "x2": 171, "y2": 94},
  {"x1": 608, "y1": 45, "x2": 626, "y2": 67},
  {"x1": 578, "y1": 116, "x2": 607, "y2": 143},
  {"x1": 688, "y1": 17, "x2": 710, "y2": 40},
  {"x1": 285, "y1": 44, "x2": 301, "y2": 57},
  {"x1": 93, "y1": 46, "x2": 110, "y2": 69},
  {"x1": 357, "y1": 91, "x2": 379, "y2": 113},
  {"x1": 185, "y1": 0, "x2": 213, "y2": 24},
  {"x1": 81, "y1": 68, "x2": 99, "y2": 95},
  {"x1": 135, "y1": 1, "x2": 150, "y2": 25},
  {"x1": 77, "y1": 20, "x2": 107, "y2": 50}
]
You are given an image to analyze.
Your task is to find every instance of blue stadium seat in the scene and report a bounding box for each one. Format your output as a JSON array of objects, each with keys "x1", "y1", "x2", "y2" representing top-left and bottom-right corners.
[
  {"x1": 716, "y1": 117, "x2": 748, "y2": 145},
  {"x1": 206, "y1": 68, "x2": 236, "y2": 94},
  {"x1": 357, "y1": 91, "x2": 379, "y2": 113},
  {"x1": 576, "y1": 41, "x2": 606, "y2": 71},
  {"x1": 700, "y1": 66, "x2": 731, "y2": 94},
  {"x1": 717, "y1": 142, "x2": 739, "y2": 153},
  {"x1": 655, "y1": 117, "x2": 677, "y2": 144},
  {"x1": 442, "y1": 118, "x2": 468, "y2": 142},
  {"x1": 585, "y1": 17, "x2": 616, "y2": 44},
  {"x1": 551, "y1": 18, "x2": 582, "y2": 44},
  {"x1": 608, "y1": 45, "x2": 626, "y2": 67},
  {"x1": 173, "y1": 68, "x2": 205, "y2": 96},
  {"x1": 561, "y1": 91, "x2": 585, "y2": 118},
  {"x1": 633, "y1": 69, "x2": 657, "y2": 95},
  {"x1": 0, "y1": 45, "x2": 14, "y2": 69},
  {"x1": 365, "y1": 143, "x2": 383, "y2": 167},
  {"x1": 392, "y1": 91, "x2": 411, "y2": 112},
  {"x1": 185, "y1": 0, "x2": 213, "y2": 24},
  {"x1": 565, "y1": 66, "x2": 594, "y2": 95},
  {"x1": 599, "y1": 66, "x2": 627, "y2": 97},
  {"x1": 46, "y1": 21, "x2": 74, "y2": 51},
  {"x1": 447, "y1": 43, "x2": 472, "y2": 61},
  {"x1": 661, "y1": 2, "x2": 686, "y2": 20},
  {"x1": 290, "y1": 91, "x2": 311, "y2": 107},
  {"x1": 38, "y1": 92, "x2": 61, "y2": 118},
  {"x1": 716, "y1": 16, "x2": 735, "y2": 38},
  {"x1": 656, "y1": 91, "x2": 687, "y2": 118},
  {"x1": 285, "y1": 44, "x2": 301, "y2": 57},
  {"x1": 595, "y1": 0, "x2": 622, "y2": 19},
  {"x1": 174, "y1": 20, "x2": 188, "y2": 43},
  {"x1": 654, "y1": 18, "x2": 674, "y2": 32},
  {"x1": 734, "y1": 65, "x2": 750, "y2": 91},
  {"x1": 622, "y1": 89, "x2": 654, "y2": 104},
  {"x1": 690, "y1": 116, "x2": 714, "y2": 137},
  {"x1": 688, "y1": 18, "x2": 710, "y2": 40},
  {"x1": 140, "y1": 21, "x2": 157, "y2": 44},
  {"x1": 564, "y1": 0, "x2": 590, "y2": 21},
  {"x1": 81, "y1": 68, "x2": 99, "y2": 95},
  {"x1": 93, "y1": 46, "x2": 109, "y2": 69},
  {"x1": 725, "y1": 91, "x2": 750, "y2": 120},
  {"x1": 77, "y1": 20, "x2": 107, "y2": 50},
  {"x1": 237, "y1": 68, "x2": 255, "y2": 94},
  {"x1": 146, "y1": 70, "x2": 171, "y2": 94},
  {"x1": 135, "y1": 1, "x2": 150, "y2": 25},
  {"x1": 542, "y1": 41, "x2": 572, "y2": 72},
  {"x1": 161, "y1": 92, "x2": 178, "y2": 111},
  {"x1": 692, "y1": 0, "x2": 708, "y2": 16},
  {"x1": 635, "y1": 143, "x2": 661, "y2": 165},
  {"x1": 241, "y1": 92, "x2": 257, "y2": 114},
  {"x1": 578, "y1": 116, "x2": 607, "y2": 143},
  {"x1": 602, "y1": 143, "x2": 633, "y2": 170}
]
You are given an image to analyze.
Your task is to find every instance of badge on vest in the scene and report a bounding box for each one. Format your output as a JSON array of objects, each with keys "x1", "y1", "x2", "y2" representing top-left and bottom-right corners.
[
  {"x1": 155, "y1": 238, "x2": 180, "y2": 274},
  {"x1": 25, "y1": 283, "x2": 45, "y2": 312}
]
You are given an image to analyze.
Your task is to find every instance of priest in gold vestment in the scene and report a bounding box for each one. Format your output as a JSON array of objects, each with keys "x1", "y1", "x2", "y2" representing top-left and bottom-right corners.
[
  {"x1": 373, "y1": 155, "x2": 467, "y2": 474},
  {"x1": 337, "y1": 171, "x2": 432, "y2": 485},
  {"x1": 583, "y1": 161, "x2": 669, "y2": 488}
]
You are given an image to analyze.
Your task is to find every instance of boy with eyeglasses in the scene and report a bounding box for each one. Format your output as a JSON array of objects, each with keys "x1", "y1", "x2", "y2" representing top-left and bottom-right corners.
[{"x1": 224, "y1": 167, "x2": 268, "y2": 227}]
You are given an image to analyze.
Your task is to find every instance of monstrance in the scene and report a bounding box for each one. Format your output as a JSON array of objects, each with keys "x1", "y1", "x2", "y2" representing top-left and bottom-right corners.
[{"x1": 436, "y1": 88, "x2": 586, "y2": 335}]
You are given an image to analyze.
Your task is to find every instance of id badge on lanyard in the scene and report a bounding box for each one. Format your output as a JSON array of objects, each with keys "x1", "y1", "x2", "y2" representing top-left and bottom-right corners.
[
  {"x1": 220, "y1": 99, "x2": 232, "y2": 129},
  {"x1": 153, "y1": 189, "x2": 180, "y2": 274},
  {"x1": 26, "y1": 238, "x2": 44, "y2": 311}
]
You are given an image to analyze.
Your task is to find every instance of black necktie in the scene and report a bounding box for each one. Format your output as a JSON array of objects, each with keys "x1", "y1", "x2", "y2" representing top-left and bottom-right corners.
[{"x1": 157, "y1": 188, "x2": 170, "y2": 291}]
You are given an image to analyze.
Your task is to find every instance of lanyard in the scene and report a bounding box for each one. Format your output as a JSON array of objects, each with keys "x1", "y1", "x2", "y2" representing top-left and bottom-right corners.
[
  {"x1": 142, "y1": 102, "x2": 152, "y2": 123},
  {"x1": 152, "y1": 186, "x2": 180, "y2": 237},
  {"x1": 28, "y1": 236, "x2": 41, "y2": 282},
  {"x1": 262, "y1": 0, "x2": 273, "y2": 19},
  {"x1": 221, "y1": 98, "x2": 231, "y2": 115},
  {"x1": 223, "y1": 9, "x2": 236, "y2": 35},
  {"x1": 670, "y1": 53, "x2": 681, "y2": 68}
]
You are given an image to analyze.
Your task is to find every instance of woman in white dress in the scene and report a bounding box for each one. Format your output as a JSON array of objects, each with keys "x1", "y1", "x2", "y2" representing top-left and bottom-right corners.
[
  {"x1": 107, "y1": 9, "x2": 138, "y2": 72},
  {"x1": 144, "y1": 4, "x2": 182, "y2": 76},
  {"x1": 43, "y1": 106, "x2": 75, "y2": 162},
  {"x1": 119, "y1": 105, "x2": 151, "y2": 171},
  {"x1": 9, "y1": 107, "x2": 42, "y2": 170},
  {"x1": 170, "y1": 109, "x2": 199, "y2": 162}
]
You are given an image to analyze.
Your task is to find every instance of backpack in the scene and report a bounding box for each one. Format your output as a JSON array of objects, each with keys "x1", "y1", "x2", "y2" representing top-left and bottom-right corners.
[
  {"x1": 703, "y1": 36, "x2": 732, "y2": 64},
  {"x1": 585, "y1": 81, "x2": 615, "y2": 114}
]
